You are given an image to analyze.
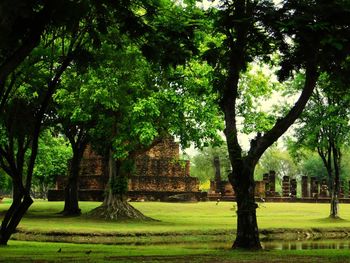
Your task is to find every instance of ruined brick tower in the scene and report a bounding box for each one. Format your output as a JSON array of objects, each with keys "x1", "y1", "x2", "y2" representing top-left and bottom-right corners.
[{"x1": 48, "y1": 137, "x2": 202, "y2": 201}]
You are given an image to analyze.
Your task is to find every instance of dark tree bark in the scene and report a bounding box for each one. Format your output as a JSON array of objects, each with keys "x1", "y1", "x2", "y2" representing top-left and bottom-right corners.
[
  {"x1": 330, "y1": 142, "x2": 341, "y2": 219},
  {"x1": 0, "y1": 4, "x2": 53, "y2": 112},
  {"x1": 62, "y1": 144, "x2": 86, "y2": 215},
  {"x1": 317, "y1": 137, "x2": 341, "y2": 218},
  {"x1": 61, "y1": 127, "x2": 89, "y2": 216},
  {"x1": 0, "y1": 48, "x2": 74, "y2": 245},
  {"x1": 222, "y1": 63, "x2": 319, "y2": 249},
  {"x1": 87, "y1": 149, "x2": 152, "y2": 221},
  {"x1": 230, "y1": 158, "x2": 260, "y2": 249}
]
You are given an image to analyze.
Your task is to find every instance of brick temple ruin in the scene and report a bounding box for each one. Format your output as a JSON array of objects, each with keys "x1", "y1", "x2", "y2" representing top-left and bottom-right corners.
[
  {"x1": 48, "y1": 137, "x2": 204, "y2": 202},
  {"x1": 208, "y1": 157, "x2": 350, "y2": 203}
]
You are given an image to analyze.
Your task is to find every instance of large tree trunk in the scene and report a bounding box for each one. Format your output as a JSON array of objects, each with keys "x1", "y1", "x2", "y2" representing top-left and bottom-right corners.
[
  {"x1": 230, "y1": 160, "x2": 261, "y2": 249},
  {"x1": 87, "y1": 150, "x2": 152, "y2": 221},
  {"x1": 62, "y1": 176, "x2": 80, "y2": 216},
  {"x1": 62, "y1": 146, "x2": 86, "y2": 216},
  {"x1": 330, "y1": 191, "x2": 339, "y2": 218},
  {"x1": 0, "y1": 184, "x2": 33, "y2": 245},
  {"x1": 330, "y1": 144, "x2": 341, "y2": 219}
]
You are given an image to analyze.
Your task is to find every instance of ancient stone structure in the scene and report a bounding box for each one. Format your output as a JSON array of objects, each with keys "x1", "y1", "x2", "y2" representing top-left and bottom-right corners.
[
  {"x1": 282, "y1": 176, "x2": 290, "y2": 197},
  {"x1": 263, "y1": 173, "x2": 269, "y2": 194},
  {"x1": 301, "y1": 176, "x2": 309, "y2": 198},
  {"x1": 269, "y1": 170, "x2": 276, "y2": 193},
  {"x1": 212, "y1": 156, "x2": 223, "y2": 194},
  {"x1": 48, "y1": 137, "x2": 203, "y2": 201},
  {"x1": 319, "y1": 179, "x2": 329, "y2": 198},
  {"x1": 310, "y1": 177, "x2": 319, "y2": 198},
  {"x1": 264, "y1": 170, "x2": 278, "y2": 197},
  {"x1": 208, "y1": 157, "x2": 265, "y2": 200},
  {"x1": 290, "y1": 178, "x2": 297, "y2": 198}
]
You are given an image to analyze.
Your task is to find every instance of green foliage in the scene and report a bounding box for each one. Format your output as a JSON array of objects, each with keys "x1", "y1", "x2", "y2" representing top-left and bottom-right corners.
[
  {"x1": 0, "y1": 170, "x2": 11, "y2": 194},
  {"x1": 238, "y1": 64, "x2": 282, "y2": 134},
  {"x1": 32, "y1": 130, "x2": 72, "y2": 198},
  {"x1": 255, "y1": 145, "x2": 298, "y2": 182},
  {"x1": 110, "y1": 176, "x2": 128, "y2": 195},
  {"x1": 289, "y1": 71, "x2": 350, "y2": 187},
  {"x1": 299, "y1": 153, "x2": 328, "y2": 180},
  {"x1": 190, "y1": 144, "x2": 231, "y2": 185}
]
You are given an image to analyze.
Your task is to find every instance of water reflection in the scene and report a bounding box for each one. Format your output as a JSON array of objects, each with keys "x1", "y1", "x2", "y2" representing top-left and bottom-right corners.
[{"x1": 262, "y1": 240, "x2": 350, "y2": 250}]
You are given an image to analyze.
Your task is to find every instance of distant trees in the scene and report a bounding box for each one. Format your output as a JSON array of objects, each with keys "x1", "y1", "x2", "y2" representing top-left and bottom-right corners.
[
  {"x1": 255, "y1": 145, "x2": 297, "y2": 183},
  {"x1": 289, "y1": 72, "x2": 350, "y2": 218},
  {"x1": 190, "y1": 144, "x2": 231, "y2": 186},
  {"x1": 32, "y1": 130, "x2": 72, "y2": 199}
]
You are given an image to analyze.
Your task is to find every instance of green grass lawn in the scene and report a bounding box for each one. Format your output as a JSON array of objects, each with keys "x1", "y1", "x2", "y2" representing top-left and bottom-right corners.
[
  {"x1": 1, "y1": 200, "x2": 350, "y2": 262},
  {"x1": 1, "y1": 240, "x2": 350, "y2": 262},
  {"x1": 1, "y1": 200, "x2": 350, "y2": 234}
]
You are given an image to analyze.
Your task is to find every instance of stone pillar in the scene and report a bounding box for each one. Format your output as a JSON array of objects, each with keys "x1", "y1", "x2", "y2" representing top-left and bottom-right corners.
[
  {"x1": 269, "y1": 170, "x2": 276, "y2": 194},
  {"x1": 185, "y1": 160, "x2": 190, "y2": 176},
  {"x1": 213, "y1": 156, "x2": 221, "y2": 193},
  {"x1": 263, "y1": 173, "x2": 269, "y2": 196},
  {"x1": 290, "y1": 178, "x2": 297, "y2": 198},
  {"x1": 301, "y1": 176, "x2": 309, "y2": 198},
  {"x1": 255, "y1": 181, "x2": 266, "y2": 198},
  {"x1": 319, "y1": 179, "x2": 329, "y2": 198},
  {"x1": 310, "y1": 177, "x2": 319, "y2": 198},
  {"x1": 282, "y1": 176, "x2": 290, "y2": 197}
]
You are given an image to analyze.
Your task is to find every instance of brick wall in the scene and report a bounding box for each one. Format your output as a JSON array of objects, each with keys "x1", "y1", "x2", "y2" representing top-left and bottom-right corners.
[
  {"x1": 52, "y1": 137, "x2": 200, "y2": 200},
  {"x1": 128, "y1": 176, "x2": 199, "y2": 192}
]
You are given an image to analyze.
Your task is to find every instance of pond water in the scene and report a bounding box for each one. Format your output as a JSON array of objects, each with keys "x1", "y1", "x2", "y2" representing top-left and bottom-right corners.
[
  {"x1": 149, "y1": 239, "x2": 350, "y2": 251},
  {"x1": 261, "y1": 239, "x2": 350, "y2": 250}
]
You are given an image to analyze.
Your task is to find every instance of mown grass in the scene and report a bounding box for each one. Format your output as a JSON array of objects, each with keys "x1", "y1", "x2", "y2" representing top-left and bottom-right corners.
[
  {"x1": 0, "y1": 240, "x2": 350, "y2": 262},
  {"x1": 1, "y1": 200, "x2": 350, "y2": 235},
  {"x1": 1, "y1": 200, "x2": 350, "y2": 262}
]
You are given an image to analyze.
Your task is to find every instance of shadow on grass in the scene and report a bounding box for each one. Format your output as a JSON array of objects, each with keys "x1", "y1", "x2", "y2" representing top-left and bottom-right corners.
[{"x1": 311, "y1": 217, "x2": 348, "y2": 224}]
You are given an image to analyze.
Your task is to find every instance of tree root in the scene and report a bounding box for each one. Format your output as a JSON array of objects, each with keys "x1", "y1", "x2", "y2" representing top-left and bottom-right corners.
[{"x1": 86, "y1": 199, "x2": 156, "y2": 221}]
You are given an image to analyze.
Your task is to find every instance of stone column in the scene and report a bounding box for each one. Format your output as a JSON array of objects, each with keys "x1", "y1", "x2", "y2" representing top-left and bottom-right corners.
[
  {"x1": 263, "y1": 173, "x2": 269, "y2": 196},
  {"x1": 185, "y1": 160, "x2": 190, "y2": 176},
  {"x1": 310, "y1": 177, "x2": 319, "y2": 198},
  {"x1": 319, "y1": 179, "x2": 329, "y2": 198},
  {"x1": 269, "y1": 170, "x2": 276, "y2": 194},
  {"x1": 282, "y1": 176, "x2": 290, "y2": 197},
  {"x1": 213, "y1": 156, "x2": 221, "y2": 193},
  {"x1": 301, "y1": 176, "x2": 309, "y2": 198},
  {"x1": 255, "y1": 181, "x2": 266, "y2": 198},
  {"x1": 290, "y1": 178, "x2": 297, "y2": 198}
]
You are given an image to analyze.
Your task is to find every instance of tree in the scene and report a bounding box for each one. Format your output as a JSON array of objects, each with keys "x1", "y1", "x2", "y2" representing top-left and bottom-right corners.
[
  {"x1": 0, "y1": 1, "x2": 103, "y2": 243},
  {"x1": 0, "y1": 1, "x2": 96, "y2": 113},
  {"x1": 202, "y1": 0, "x2": 350, "y2": 249},
  {"x1": 0, "y1": 170, "x2": 11, "y2": 196},
  {"x1": 32, "y1": 130, "x2": 72, "y2": 199},
  {"x1": 255, "y1": 145, "x2": 297, "y2": 183},
  {"x1": 50, "y1": 0, "x2": 209, "y2": 217},
  {"x1": 290, "y1": 73, "x2": 350, "y2": 218},
  {"x1": 191, "y1": 144, "x2": 231, "y2": 186},
  {"x1": 85, "y1": 47, "x2": 223, "y2": 220},
  {"x1": 0, "y1": 0, "x2": 191, "y2": 238}
]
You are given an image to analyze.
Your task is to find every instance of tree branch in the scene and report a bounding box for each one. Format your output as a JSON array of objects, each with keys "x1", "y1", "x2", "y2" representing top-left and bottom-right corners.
[{"x1": 250, "y1": 64, "x2": 319, "y2": 160}]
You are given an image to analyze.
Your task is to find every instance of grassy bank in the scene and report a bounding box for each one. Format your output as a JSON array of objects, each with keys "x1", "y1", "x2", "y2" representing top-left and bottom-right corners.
[
  {"x1": 1, "y1": 201, "x2": 350, "y2": 262},
  {"x1": 0, "y1": 240, "x2": 350, "y2": 262},
  {"x1": 1, "y1": 200, "x2": 350, "y2": 234}
]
